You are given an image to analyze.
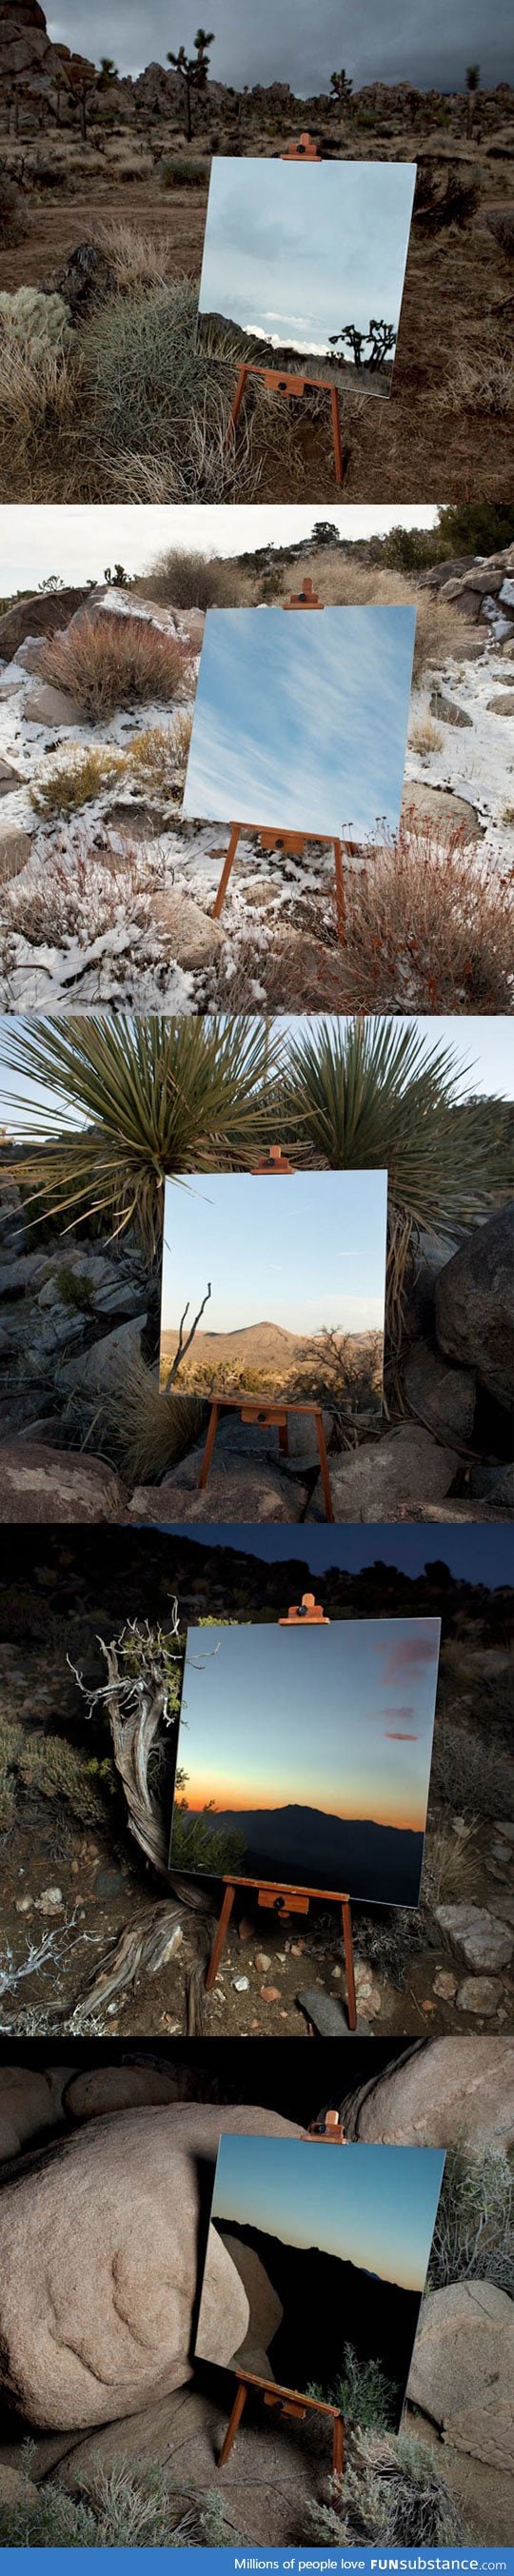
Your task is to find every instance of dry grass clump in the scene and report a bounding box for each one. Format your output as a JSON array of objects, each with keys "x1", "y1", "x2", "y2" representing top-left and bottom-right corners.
[
  {"x1": 137, "y1": 546, "x2": 255, "y2": 609},
  {"x1": 421, "y1": 1816, "x2": 478, "y2": 1911},
  {"x1": 284, "y1": 551, "x2": 469, "y2": 681},
  {"x1": 39, "y1": 613, "x2": 193, "y2": 724},
  {"x1": 30, "y1": 743, "x2": 127, "y2": 819},
  {"x1": 102, "y1": 1347, "x2": 204, "y2": 1484},
  {"x1": 408, "y1": 716, "x2": 444, "y2": 754},
  {"x1": 0, "y1": 334, "x2": 77, "y2": 495},
  {"x1": 484, "y1": 208, "x2": 514, "y2": 256},
  {"x1": 92, "y1": 219, "x2": 178, "y2": 288},
  {"x1": 430, "y1": 1712, "x2": 514, "y2": 1817},
  {"x1": 129, "y1": 715, "x2": 192, "y2": 798},
  {"x1": 435, "y1": 350, "x2": 514, "y2": 416}
]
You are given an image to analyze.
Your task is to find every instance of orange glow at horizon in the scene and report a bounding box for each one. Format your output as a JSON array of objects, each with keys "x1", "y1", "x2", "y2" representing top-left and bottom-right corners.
[{"x1": 184, "y1": 1777, "x2": 425, "y2": 1834}]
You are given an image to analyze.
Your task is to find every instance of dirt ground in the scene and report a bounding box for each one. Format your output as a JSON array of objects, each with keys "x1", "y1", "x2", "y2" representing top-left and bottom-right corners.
[{"x1": 1, "y1": 125, "x2": 513, "y2": 500}]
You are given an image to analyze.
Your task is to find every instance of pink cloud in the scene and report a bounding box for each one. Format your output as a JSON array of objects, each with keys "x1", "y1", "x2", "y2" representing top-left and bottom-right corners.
[
  {"x1": 380, "y1": 1631, "x2": 440, "y2": 1683},
  {"x1": 385, "y1": 1731, "x2": 419, "y2": 1740}
]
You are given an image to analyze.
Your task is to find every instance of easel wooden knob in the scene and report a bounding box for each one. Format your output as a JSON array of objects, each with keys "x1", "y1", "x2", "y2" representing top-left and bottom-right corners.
[
  {"x1": 281, "y1": 130, "x2": 320, "y2": 160},
  {"x1": 279, "y1": 1593, "x2": 329, "y2": 1624}
]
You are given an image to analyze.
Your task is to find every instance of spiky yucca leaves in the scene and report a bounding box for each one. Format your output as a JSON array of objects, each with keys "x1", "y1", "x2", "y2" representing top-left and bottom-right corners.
[{"x1": 0, "y1": 1015, "x2": 279, "y2": 1260}]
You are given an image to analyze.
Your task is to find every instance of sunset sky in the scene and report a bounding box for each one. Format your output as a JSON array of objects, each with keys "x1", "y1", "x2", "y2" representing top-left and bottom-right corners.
[
  {"x1": 183, "y1": 604, "x2": 415, "y2": 840},
  {"x1": 199, "y1": 161, "x2": 415, "y2": 374},
  {"x1": 177, "y1": 1616, "x2": 441, "y2": 1832},
  {"x1": 206, "y1": 2137, "x2": 445, "y2": 2294},
  {"x1": 161, "y1": 1171, "x2": 388, "y2": 1342}
]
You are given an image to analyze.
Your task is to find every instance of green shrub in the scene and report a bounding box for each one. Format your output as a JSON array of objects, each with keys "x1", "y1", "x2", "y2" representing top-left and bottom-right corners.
[
  {"x1": 0, "y1": 1716, "x2": 110, "y2": 1833},
  {"x1": 159, "y1": 156, "x2": 208, "y2": 186},
  {"x1": 308, "y1": 2345, "x2": 400, "y2": 2430},
  {"x1": 306, "y1": 2429, "x2": 465, "y2": 2546},
  {"x1": 83, "y1": 280, "x2": 209, "y2": 459},
  {"x1": 0, "y1": 2454, "x2": 240, "y2": 2548},
  {"x1": 428, "y1": 2141, "x2": 514, "y2": 2295}
]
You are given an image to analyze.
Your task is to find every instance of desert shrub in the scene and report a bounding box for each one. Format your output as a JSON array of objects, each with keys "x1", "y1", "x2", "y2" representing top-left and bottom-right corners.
[
  {"x1": 485, "y1": 208, "x2": 514, "y2": 254},
  {"x1": 0, "y1": 1716, "x2": 109, "y2": 1834},
  {"x1": 283, "y1": 551, "x2": 468, "y2": 681},
  {"x1": 308, "y1": 2347, "x2": 400, "y2": 2430},
  {"x1": 313, "y1": 818, "x2": 514, "y2": 1014},
  {"x1": 414, "y1": 163, "x2": 480, "y2": 228},
  {"x1": 137, "y1": 546, "x2": 252, "y2": 607},
  {"x1": 39, "y1": 613, "x2": 193, "y2": 723},
  {"x1": 306, "y1": 2430, "x2": 465, "y2": 2546},
  {"x1": 102, "y1": 1348, "x2": 204, "y2": 1483},
  {"x1": 428, "y1": 2141, "x2": 514, "y2": 2294},
  {"x1": 159, "y1": 155, "x2": 208, "y2": 185},
  {"x1": 0, "y1": 335, "x2": 77, "y2": 462},
  {"x1": 0, "y1": 287, "x2": 72, "y2": 354},
  {"x1": 421, "y1": 1816, "x2": 478, "y2": 1911},
  {"x1": 92, "y1": 220, "x2": 177, "y2": 287},
  {"x1": 171, "y1": 1798, "x2": 246, "y2": 1874},
  {"x1": 354, "y1": 1907, "x2": 425, "y2": 1987},
  {"x1": 408, "y1": 716, "x2": 444, "y2": 754},
  {"x1": 437, "y1": 352, "x2": 514, "y2": 416},
  {"x1": 0, "y1": 162, "x2": 30, "y2": 244},
  {"x1": 0, "y1": 2456, "x2": 239, "y2": 2549},
  {"x1": 81, "y1": 278, "x2": 267, "y2": 502},
  {"x1": 30, "y1": 744, "x2": 127, "y2": 818},
  {"x1": 430, "y1": 1712, "x2": 514, "y2": 1816},
  {"x1": 4, "y1": 834, "x2": 162, "y2": 950},
  {"x1": 128, "y1": 715, "x2": 192, "y2": 796}
]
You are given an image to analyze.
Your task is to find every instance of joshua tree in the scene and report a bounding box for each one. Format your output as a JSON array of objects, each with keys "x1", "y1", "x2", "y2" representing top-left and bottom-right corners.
[
  {"x1": 465, "y1": 63, "x2": 480, "y2": 137},
  {"x1": 329, "y1": 322, "x2": 367, "y2": 367},
  {"x1": 311, "y1": 521, "x2": 341, "y2": 545},
  {"x1": 330, "y1": 68, "x2": 353, "y2": 110},
  {"x1": 167, "y1": 28, "x2": 215, "y2": 139},
  {"x1": 367, "y1": 318, "x2": 397, "y2": 371},
  {"x1": 97, "y1": 56, "x2": 119, "y2": 88}
]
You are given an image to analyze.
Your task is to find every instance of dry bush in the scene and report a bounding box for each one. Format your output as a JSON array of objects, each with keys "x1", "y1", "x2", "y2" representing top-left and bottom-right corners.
[
  {"x1": 285, "y1": 551, "x2": 469, "y2": 680},
  {"x1": 30, "y1": 744, "x2": 127, "y2": 819},
  {"x1": 421, "y1": 1816, "x2": 478, "y2": 1912},
  {"x1": 128, "y1": 715, "x2": 192, "y2": 798},
  {"x1": 39, "y1": 613, "x2": 193, "y2": 724},
  {"x1": 435, "y1": 351, "x2": 514, "y2": 416},
  {"x1": 137, "y1": 546, "x2": 255, "y2": 608},
  {"x1": 430, "y1": 1712, "x2": 514, "y2": 1817},
  {"x1": 485, "y1": 208, "x2": 514, "y2": 255},
  {"x1": 297, "y1": 818, "x2": 514, "y2": 1015},
  {"x1": 102, "y1": 1347, "x2": 204, "y2": 1484},
  {"x1": 92, "y1": 219, "x2": 178, "y2": 287},
  {"x1": 408, "y1": 716, "x2": 444, "y2": 754},
  {"x1": 414, "y1": 162, "x2": 480, "y2": 229},
  {"x1": 4, "y1": 833, "x2": 164, "y2": 949},
  {"x1": 0, "y1": 335, "x2": 78, "y2": 487}
]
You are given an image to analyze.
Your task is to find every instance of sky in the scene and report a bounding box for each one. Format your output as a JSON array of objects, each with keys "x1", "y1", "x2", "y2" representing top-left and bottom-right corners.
[
  {"x1": 177, "y1": 1615, "x2": 440, "y2": 1831},
  {"x1": 183, "y1": 605, "x2": 415, "y2": 838},
  {"x1": 161, "y1": 1524, "x2": 514, "y2": 1584},
  {"x1": 46, "y1": 1, "x2": 513, "y2": 94},
  {"x1": 0, "y1": 505, "x2": 438, "y2": 594},
  {"x1": 208, "y1": 2136, "x2": 445, "y2": 2293},
  {"x1": 161, "y1": 1170, "x2": 388, "y2": 1339},
  {"x1": 199, "y1": 161, "x2": 415, "y2": 368}
]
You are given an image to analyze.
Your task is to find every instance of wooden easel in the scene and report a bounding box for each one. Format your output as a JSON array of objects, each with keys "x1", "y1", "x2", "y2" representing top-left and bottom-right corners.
[
  {"x1": 205, "y1": 1595, "x2": 357, "y2": 2029},
  {"x1": 196, "y1": 1146, "x2": 335, "y2": 1520},
  {"x1": 217, "y1": 2110, "x2": 346, "y2": 2480},
  {"x1": 210, "y1": 583, "x2": 346, "y2": 936},
  {"x1": 226, "y1": 135, "x2": 345, "y2": 485}
]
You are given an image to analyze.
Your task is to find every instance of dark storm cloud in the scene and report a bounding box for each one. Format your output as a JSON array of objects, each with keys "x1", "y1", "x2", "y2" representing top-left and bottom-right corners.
[{"x1": 47, "y1": 0, "x2": 512, "y2": 89}]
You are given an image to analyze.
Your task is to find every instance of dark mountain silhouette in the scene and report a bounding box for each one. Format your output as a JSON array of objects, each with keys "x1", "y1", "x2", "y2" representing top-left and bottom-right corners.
[
  {"x1": 197, "y1": 1799, "x2": 424, "y2": 1905},
  {"x1": 213, "y1": 2216, "x2": 420, "y2": 2423},
  {"x1": 199, "y1": 308, "x2": 393, "y2": 394}
]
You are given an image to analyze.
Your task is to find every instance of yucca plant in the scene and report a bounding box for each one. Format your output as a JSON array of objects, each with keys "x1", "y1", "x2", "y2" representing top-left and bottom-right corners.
[
  {"x1": 0, "y1": 1014, "x2": 280, "y2": 1262},
  {"x1": 286, "y1": 1017, "x2": 513, "y2": 1352}
]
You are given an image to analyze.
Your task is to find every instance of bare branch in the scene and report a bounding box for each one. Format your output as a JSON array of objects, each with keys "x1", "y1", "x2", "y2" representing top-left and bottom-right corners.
[{"x1": 165, "y1": 1279, "x2": 211, "y2": 1389}]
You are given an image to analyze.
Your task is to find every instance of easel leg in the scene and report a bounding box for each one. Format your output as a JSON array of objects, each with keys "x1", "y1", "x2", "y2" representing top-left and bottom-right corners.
[
  {"x1": 211, "y1": 823, "x2": 241, "y2": 920},
  {"x1": 206, "y1": 1882, "x2": 236, "y2": 1991},
  {"x1": 332, "y1": 2414, "x2": 345, "y2": 2479},
  {"x1": 226, "y1": 365, "x2": 247, "y2": 446},
  {"x1": 278, "y1": 1419, "x2": 289, "y2": 1457},
  {"x1": 342, "y1": 1897, "x2": 357, "y2": 2031},
  {"x1": 199, "y1": 1402, "x2": 220, "y2": 1490},
  {"x1": 315, "y1": 1410, "x2": 334, "y2": 1522},
  {"x1": 218, "y1": 2377, "x2": 248, "y2": 2466},
  {"x1": 333, "y1": 839, "x2": 346, "y2": 942},
  {"x1": 330, "y1": 386, "x2": 344, "y2": 486}
]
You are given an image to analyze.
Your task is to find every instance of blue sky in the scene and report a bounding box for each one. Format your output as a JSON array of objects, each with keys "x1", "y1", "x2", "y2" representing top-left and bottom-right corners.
[
  {"x1": 200, "y1": 160, "x2": 415, "y2": 371},
  {"x1": 178, "y1": 1615, "x2": 441, "y2": 1832},
  {"x1": 208, "y1": 2137, "x2": 445, "y2": 2291},
  {"x1": 161, "y1": 1170, "x2": 387, "y2": 1338},
  {"x1": 161, "y1": 1525, "x2": 514, "y2": 1584},
  {"x1": 183, "y1": 605, "x2": 415, "y2": 838}
]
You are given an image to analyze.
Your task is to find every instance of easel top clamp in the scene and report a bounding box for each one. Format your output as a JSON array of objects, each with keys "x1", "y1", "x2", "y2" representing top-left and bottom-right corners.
[
  {"x1": 216, "y1": 2110, "x2": 346, "y2": 2481},
  {"x1": 204, "y1": 1595, "x2": 356, "y2": 2028},
  {"x1": 197, "y1": 1156, "x2": 335, "y2": 1522},
  {"x1": 210, "y1": 585, "x2": 346, "y2": 941},
  {"x1": 226, "y1": 134, "x2": 346, "y2": 486}
]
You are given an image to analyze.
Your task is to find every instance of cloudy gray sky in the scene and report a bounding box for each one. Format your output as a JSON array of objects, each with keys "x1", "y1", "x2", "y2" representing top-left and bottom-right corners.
[
  {"x1": 47, "y1": 0, "x2": 511, "y2": 90},
  {"x1": 0, "y1": 504, "x2": 437, "y2": 590},
  {"x1": 199, "y1": 161, "x2": 415, "y2": 367}
]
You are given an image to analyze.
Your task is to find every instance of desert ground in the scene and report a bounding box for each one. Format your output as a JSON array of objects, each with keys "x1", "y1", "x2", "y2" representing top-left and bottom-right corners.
[
  {"x1": 0, "y1": 532, "x2": 513, "y2": 1015},
  {"x1": 1, "y1": 55, "x2": 514, "y2": 503},
  {"x1": 160, "y1": 1321, "x2": 383, "y2": 1409}
]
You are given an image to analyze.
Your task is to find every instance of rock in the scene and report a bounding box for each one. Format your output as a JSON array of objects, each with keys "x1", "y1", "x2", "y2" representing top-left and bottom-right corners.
[
  {"x1": 456, "y1": 1976, "x2": 504, "y2": 2012},
  {"x1": 36, "y1": 1886, "x2": 64, "y2": 1915},
  {"x1": 44, "y1": 241, "x2": 116, "y2": 320},
  {"x1": 403, "y1": 1338, "x2": 475, "y2": 1442},
  {"x1": 401, "y1": 779, "x2": 483, "y2": 838},
  {"x1": 469, "y1": 1458, "x2": 514, "y2": 1506},
  {"x1": 65, "y1": 2070, "x2": 187, "y2": 2122},
  {"x1": 215, "y1": 1405, "x2": 333, "y2": 1462},
  {"x1": 429, "y1": 687, "x2": 472, "y2": 727},
  {"x1": 408, "y1": 2281, "x2": 514, "y2": 2470},
  {"x1": 486, "y1": 695, "x2": 514, "y2": 716},
  {"x1": 0, "y1": 1442, "x2": 126, "y2": 1524},
  {"x1": 232, "y1": 1975, "x2": 249, "y2": 1991},
  {"x1": 23, "y1": 682, "x2": 85, "y2": 727},
  {"x1": 0, "y1": 588, "x2": 93, "y2": 662},
  {"x1": 436, "y1": 1205, "x2": 514, "y2": 1413},
  {"x1": 194, "y1": 2226, "x2": 249, "y2": 2367},
  {"x1": 344, "y1": 2037, "x2": 514, "y2": 2146},
  {"x1": 0, "y1": 757, "x2": 23, "y2": 797},
  {"x1": 254, "y1": 1952, "x2": 271, "y2": 1972},
  {"x1": 0, "y1": 2067, "x2": 66, "y2": 2162},
  {"x1": 433, "y1": 1969, "x2": 458, "y2": 2000},
  {"x1": 221, "y1": 2229, "x2": 283, "y2": 2375},
  {"x1": 296, "y1": 1987, "x2": 354, "y2": 2035},
  {"x1": 14, "y1": 639, "x2": 45, "y2": 675},
  {"x1": 151, "y1": 893, "x2": 225, "y2": 968},
  {"x1": 315, "y1": 1425, "x2": 459, "y2": 1521},
  {"x1": 57, "y1": 2382, "x2": 320, "y2": 2541},
  {"x1": 260, "y1": 1984, "x2": 281, "y2": 2002},
  {"x1": 435, "y1": 1905, "x2": 513, "y2": 1973},
  {"x1": 129, "y1": 1456, "x2": 308, "y2": 1523},
  {"x1": 0, "y1": 2102, "x2": 302, "y2": 2429},
  {"x1": 55, "y1": 1313, "x2": 147, "y2": 1397},
  {"x1": 0, "y1": 821, "x2": 34, "y2": 882},
  {"x1": 0, "y1": 1253, "x2": 49, "y2": 1299}
]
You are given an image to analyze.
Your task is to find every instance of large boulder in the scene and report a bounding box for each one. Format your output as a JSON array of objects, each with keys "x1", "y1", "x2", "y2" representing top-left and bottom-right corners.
[
  {"x1": 222, "y1": 2229, "x2": 283, "y2": 2377},
  {"x1": 408, "y1": 2282, "x2": 514, "y2": 2469},
  {"x1": 403, "y1": 1338, "x2": 475, "y2": 1442},
  {"x1": 0, "y1": 589, "x2": 93, "y2": 662},
  {"x1": 193, "y1": 2225, "x2": 249, "y2": 2368},
  {"x1": 313, "y1": 1426, "x2": 459, "y2": 1521},
  {"x1": 343, "y1": 2038, "x2": 514, "y2": 2148},
  {"x1": 65, "y1": 2068, "x2": 187, "y2": 2121},
  {"x1": 57, "y1": 2382, "x2": 322, "y2": 2542},
  {"x1": 0, "y1": 2067, "x2": 66, "y2": 2162},
  {"x1": 129, "y1": 1456, "x2": 309, "y2": 1523},
  {"x1": 0, "y1": 2104, "x2": 303, "y2": 2430},
  {"x1": 435, "y1": 1904, "x2": 513, "y2": 1974},
  {"x1": 55, "y1": 1314, "x2": 147, "y2": 1397},
  {"x1": 0, "y1": 1443, "x2": 126, "y2": 1524},
  {"x1": 435, "y1": 1206, "x2": 514, "y2": 1412}
]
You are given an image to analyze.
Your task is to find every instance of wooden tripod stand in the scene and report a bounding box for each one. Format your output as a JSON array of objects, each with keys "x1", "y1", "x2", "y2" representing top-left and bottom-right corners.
[
  {"x1": 205, "y1": 1595, "x2": 357, "y2": 2028},
  {"x1": 196, "y1": 1147, "x2": 335, "y2": 1520},
  {"x1": 225, "y1": 135, "x2": 346, "y2": 485},
  {"x1": 210, "y1": 581, "x2": 346, "y2": 935},
  {"x1": 217, "y1": 2108, "x2": 346, "y2": 2480}
]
